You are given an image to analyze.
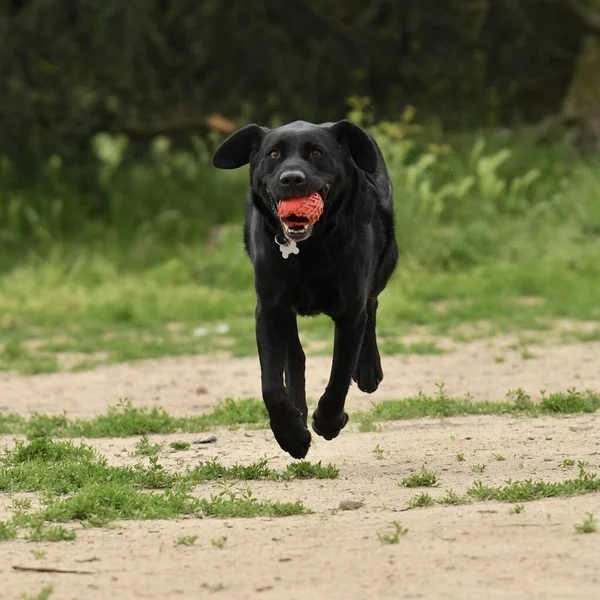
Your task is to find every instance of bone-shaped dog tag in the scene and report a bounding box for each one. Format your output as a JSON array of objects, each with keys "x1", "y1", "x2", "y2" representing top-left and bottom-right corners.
[{"x1": 279, "y1": 239, "x2": 299, "y2": 259}]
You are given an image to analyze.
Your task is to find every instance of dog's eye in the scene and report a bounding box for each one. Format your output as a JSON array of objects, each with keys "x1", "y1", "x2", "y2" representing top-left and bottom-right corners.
[
  {"x1": 269, "y1": 149, "x2": 280, "y2": 159},
  {"x1": 310, "y1": 149, "x2": 323, "y2": 159}
]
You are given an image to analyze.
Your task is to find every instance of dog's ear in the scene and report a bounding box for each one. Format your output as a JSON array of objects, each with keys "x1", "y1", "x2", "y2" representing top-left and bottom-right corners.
[
  {"x1": 329, "y1": 120, "x2": 378, "y2": 174},
  {"x1": 212, "y1": 124, "x2": 267, "y2": 169}
]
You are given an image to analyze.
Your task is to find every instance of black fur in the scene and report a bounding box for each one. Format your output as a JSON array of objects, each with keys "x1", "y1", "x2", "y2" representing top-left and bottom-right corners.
[{"x1": 213, "y1": 120, "x2": 398, "y2": 458}]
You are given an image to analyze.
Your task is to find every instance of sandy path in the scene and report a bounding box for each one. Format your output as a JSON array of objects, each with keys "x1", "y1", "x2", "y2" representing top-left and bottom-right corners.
[
  {"x1": 1, "y1": 338, "x2": 599, "y2": 417},
  {"x1": 1, "y1": 340, "x2": 600, "y2": 599}
]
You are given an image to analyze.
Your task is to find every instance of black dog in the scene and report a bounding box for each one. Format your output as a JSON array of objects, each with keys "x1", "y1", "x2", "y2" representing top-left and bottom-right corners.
[{"x1": 212, "y1": 120, "x2": 398, "y2": 459}]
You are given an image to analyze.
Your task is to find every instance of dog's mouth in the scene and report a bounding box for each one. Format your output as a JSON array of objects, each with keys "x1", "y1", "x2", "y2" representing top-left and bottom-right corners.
[{"x1": 267, "y1": 185, "x2": 330, "y2": 243}]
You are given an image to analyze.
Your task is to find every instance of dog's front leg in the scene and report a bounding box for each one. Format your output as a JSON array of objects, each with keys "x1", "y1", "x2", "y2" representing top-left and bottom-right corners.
[
  {"x1": 256, "y1": 304, "x2": 312, "y2": 459},
  {"x1": 312, "y1": 312, "x2": 367, "y2": 440}
]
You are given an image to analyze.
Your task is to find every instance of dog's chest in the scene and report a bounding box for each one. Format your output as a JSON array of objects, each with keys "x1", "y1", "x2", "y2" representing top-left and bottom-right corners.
[{"x1": 285, "y1": 259, "x2": 343, "y2": 316}]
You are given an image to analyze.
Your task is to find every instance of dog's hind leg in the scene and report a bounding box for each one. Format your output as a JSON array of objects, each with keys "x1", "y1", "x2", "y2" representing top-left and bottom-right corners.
[
  {"x1": 352, "y1": 298, "x2": 383, "y2": 393},
  {"x1": 285, "y1": 315, "x2": 308, "y2": 425},
  {"x1": 312, "y1": 310, "x2": 367, "y2": 440}
]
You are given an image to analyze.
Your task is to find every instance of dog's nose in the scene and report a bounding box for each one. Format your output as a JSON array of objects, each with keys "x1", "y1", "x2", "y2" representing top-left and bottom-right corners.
[{"x1": 279, "y1": 170, "x2": 306, "y2": 186}]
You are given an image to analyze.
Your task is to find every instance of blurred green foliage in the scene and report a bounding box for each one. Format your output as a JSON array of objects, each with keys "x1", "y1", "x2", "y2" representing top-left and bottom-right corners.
[{"x1": 0, "y1": 0, "x2": 586, "y2": 173}]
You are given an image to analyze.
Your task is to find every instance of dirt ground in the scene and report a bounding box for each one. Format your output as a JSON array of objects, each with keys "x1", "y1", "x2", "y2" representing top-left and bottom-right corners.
[{"x1": 2, "y1": 337, "x2": 600, "y2": 599}]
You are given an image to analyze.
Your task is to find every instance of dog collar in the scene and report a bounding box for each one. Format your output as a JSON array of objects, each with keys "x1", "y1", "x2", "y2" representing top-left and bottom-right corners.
[{"x1": 274, "y1": 235, "x2": 299, "y2": 259}]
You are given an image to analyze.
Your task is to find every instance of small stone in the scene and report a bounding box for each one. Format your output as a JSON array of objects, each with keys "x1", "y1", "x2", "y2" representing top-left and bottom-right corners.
[
  {"x1": 339, "y1": 500, "x2": 364, "y2": 511},
  {"x1": 193, "y1": 435, "x2": 217, "y2": 444}
]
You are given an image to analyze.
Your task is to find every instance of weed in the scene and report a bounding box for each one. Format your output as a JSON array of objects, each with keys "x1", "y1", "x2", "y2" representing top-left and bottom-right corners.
[
  {"x1": 169, "y1": 441, "x2": 191, "y2": 451},
  {"x1": 282, "y1": 461, "x2": 339, "y2": 480},
  {"x1": 509, "y1": 504, "x2": 525, "y2": 514},
  {"x1": 373, "y1": 444, "x2": 385, "y2": 460},
  {"x1": 407, "y1": 493, "x2": 435, "y2": 508},
  {"x1": 468, "y1": 471, "x2": 600, "y2": 502},
  {"x1": 438, "y1": 490, "x2": 470, "y2": 505},
  {"x1": 560, "y1": 459, "x2": 575, "y2": 468},
  {"x1": 457, "y1": 453, "x2": 465, "y2": 462},
  {"x1": 21, "y1": 587, "x2": 53, "y2": 600},
  {"x1": 365, "y1": 388, "x2": 600, "y2": 423},
  {"x1": 493, "y1": 454, "x2": 506, "y2": 461},
  {"x1": 399, "y1": 466, "x2": 438, "y2": 488},
  {"x1": 134, "y1": 435, "x2": 162, "y2": 456},
  {"x1": 471, "y1": 464, "x2": 487, "y2": 473},
  {"x1": 1, "y1": 389, "x2": 599, "y2": 439},
  {"x1": 12, "y1": 497, "x2": 33, "y2": 509},
  {"x1": 211, "y1": 536, "x2": 228, "y2": 548},
  {"x1": 175, "y1": 535, "x2": 198, "y2": 546},
  {"x1": 31, "y1": 549, "x2": 46, "y2": 559},
  {"x1": 25, "y1": 525, "x2": 77, "y2": 542},
  {"x1": 377, "y1": 521, "x2": 408, "y2": 544},
  {"x1": 198, "y1": 488, "x2": 310, "y2": 518},
  {"x1": 575, "y1": 513, "x2": 597, "y2": 534},
  {"x1": 0, "y1": 520, "x2": 17, "y2": 541}
]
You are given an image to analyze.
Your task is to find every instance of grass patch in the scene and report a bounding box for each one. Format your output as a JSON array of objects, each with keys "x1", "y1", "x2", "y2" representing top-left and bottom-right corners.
[
  {"x1": 175, "y1": 535, "x2": 198, "y2": 547},
  {"x1": 3, "y1": 129, "x2": 600, "y2": 372},
  {"x1": 0, "y1": 520, "x2": 18, "y2": 540},
  {"x1": 2, "y1": 387, "x2": 596, "y2": 445},
  {"x1": 399, "y1": 466, "x2": 438, "y2": 488},
  {"x1": 39, "y1": 482, "x2": 307, "y2": 525},
  {"x1": 377, "y1": 521, "x2": 408, "y2": 544},
  {"x1": 467, "y1": 471, "x2": 600, "y2": 503},
  {"x1": 169, "y1": 441, "x2": 191, "y2": 451},
  {"x1": 211, "y1": 536, "x2": 228, "y2": 549},
  {"x1": 198, "y1": 488, "x2": 309, "y2": 518},
  {"x1": 25, "y1": 525, "x2": 77, "y2": 542},
  {"x1": 0, "y1": 397, "x2": 268, "y2": 438},
  {"x1": 134, "y1": 435, "x2": 162, "y2": 456},
  {"x1": 0, "y1": 439, "x2": 338, "y2": 497},
  {"x1": 0, "y1": 439, "x2": 331, "y2": 535},
  {"x1": 361, "y1": 387, "x2": 600, "y2": 423},
  {"x1": 407, "y1": 493, "x2": 435, "y2": 508},
  {"x1": 21, "y1": 587, "x2": 53, "y2": 600},
  {"x1": 438, "y1": 490, "x2": 470, "y2": 505},
  {"x1": 575, "y1": 513, "x2": 597, "y2": 534}
]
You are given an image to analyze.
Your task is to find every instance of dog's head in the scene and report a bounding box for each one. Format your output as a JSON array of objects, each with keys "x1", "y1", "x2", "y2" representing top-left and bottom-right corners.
[{"x1": 212, "y1": 120, "x2": 378, "y2": 242}]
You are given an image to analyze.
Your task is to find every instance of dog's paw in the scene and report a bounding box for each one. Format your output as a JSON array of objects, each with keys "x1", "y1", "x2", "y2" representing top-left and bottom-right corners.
[
  {"x1": 270, "y1": 411, "x2": 312, "y2": 459},
  {"x1": 312, "y1": 408, "x2": 349, "y2": 440},
  {"x1": 352, "y1": 357, "x2": 383, "y2": 394}
]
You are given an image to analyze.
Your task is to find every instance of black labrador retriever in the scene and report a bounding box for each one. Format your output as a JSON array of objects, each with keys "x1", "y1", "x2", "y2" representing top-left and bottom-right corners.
[{"x1": 212, "y1": 120, "x2": 398, "y2": 459}]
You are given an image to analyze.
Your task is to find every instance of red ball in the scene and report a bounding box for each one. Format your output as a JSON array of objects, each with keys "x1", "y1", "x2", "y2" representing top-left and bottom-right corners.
[{"x1": 277, "y1": 192, "x2": 324, "y2": 225}]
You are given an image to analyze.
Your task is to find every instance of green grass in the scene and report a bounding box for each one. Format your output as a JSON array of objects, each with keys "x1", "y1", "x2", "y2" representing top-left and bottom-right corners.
[
  {"x1": 2, "y1": 125, "x2": 600, "y2": 373},
  {"x1": 0, "y1": 439, "x2": 338, "y2": 495},
  {"x1": 25, "y1": 524, "x2": 77, "y2": 542},
  {"x1": 0, "y1": 520, "x2": 18, "y2": 540},
  {"x1": 407, "y1": 493, "x2": 435, "y2": 508},
  {"x1": 360, "y1": 387, "x2": 600, "y2": 423},
  {"x1": 3, "y1": 247, "x2": 600, "y2": 374},
  {"x1": 0, "y1": 438, "x2": 333, "y2": 536},
  {"x1": 1, "y1": 388, "x2": 597, "y2": 443},
  {"x1": 175, "y1": 535, "x2": 198, "y2": 547},
  {"x1": 575, "y1": 513, "x2": 597, "y2": 534},
  {"x1": 0, "y1": 397, "x2": 269, "y2": 438},
  {"x1": 134, "y1": 435, "x2": 162, "y2": 456},
  {"x1": 21, "y1": 587, "x2": 53, "y2": 600},
  {"x1": 467, "y1": 471, "x2": 600, "y2": 503},
  {"x1": 437, "y1": 490, "x2": 470, "y2": 505},
  {"x1": 377, "y1": 521, "x2": 408, "y2": 544},
  {"x1": 211, "y1": 536, "x2": 228, "y2": 549},
  {"x1": 399, "y1": 466, "x2": 438, "y2": 488},
  {"x1": 169, "y1": 441, "x2": 191, "y2": 451}
]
